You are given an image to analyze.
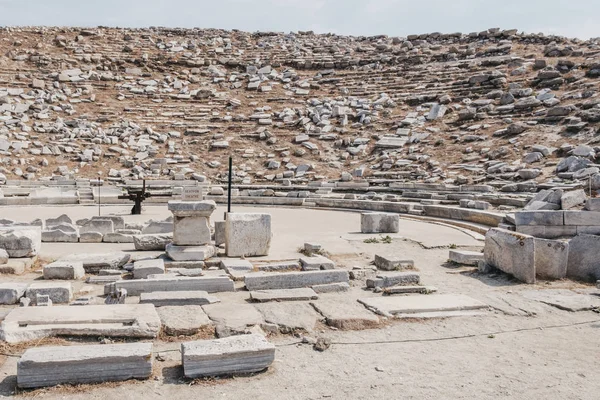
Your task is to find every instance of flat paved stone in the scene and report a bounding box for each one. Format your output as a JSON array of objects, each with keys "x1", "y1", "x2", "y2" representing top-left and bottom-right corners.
[
  {"x1": 202, "y1": 303, "x2": 264, "y2": 334},
  {"x1": 245, "y1": 270, "x2": 349, "y2": 291},
  {"x1": 133, "y1": 258, "x2": 165, "y2": 279},
  {"x1": 254, "y1": 302, "x2": 319, "y2": 332},
  {"x1": 358, "y1": 294, "x2": 487, "y2": 317},
  {"x1": 448, "y1": 250, "x2": 484, "y2": 266},
  {"x1": 157, "y1": 305, "x2": 213, "y2": 335},
  {"x1": 182, "y1": 334, "x2": 275, "y2": 378},
  {"x1": 311, "y1": 298, "x2": 380, "y2": 330},
  {"x1": 0, "y1": 304, "x2": 161, "y2": 343},
  {"x1": 250, "y1": 288, "x2": 318, "y2": 302},
  {"x1": 59, "y1": 252, "x2": 130, "y2": 273},
  {"x1": 17, "y1": 343, "x2": 152, "y2": 388},
  {"x1": 139, "y1": 290, "x2": 219, "y2": 307},
  {"x1": 520, "y1": 289, "x2": 600, "y2": 312},
  {"x1": 299, "y1": 255, "x2": 335, "y2": 270},
  {"x1": 107, "y1": 276, "x2": 234, "y2": 295}
]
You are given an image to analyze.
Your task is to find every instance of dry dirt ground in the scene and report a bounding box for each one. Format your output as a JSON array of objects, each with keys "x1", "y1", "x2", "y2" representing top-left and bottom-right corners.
[{"x1": 0, "y1": 205, "x2": 599, "y2": 399}]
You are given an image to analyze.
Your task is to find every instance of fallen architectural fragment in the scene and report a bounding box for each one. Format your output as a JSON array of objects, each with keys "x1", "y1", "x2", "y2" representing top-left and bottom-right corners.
[
  {"x1": 244, "y1": 270, "x2": 349, "y2": 291},
  {"x1": 361, "y1": 212, "x2": 400, "y2": 233},
  {"x1": 17, "y1": 343, "x2": 153, "y2": 388},
  {"x1": 139, "y1": 290, "x2": 219, "y2": 306},
  {"x1": 0, "y1": 304, "x2": 161, "y2": 343},
  {"x1": 225, "y1": 213, "x2": 271, "y2": 257},
  {"x1": 106, "y1": 276, "x2": 235, "y2": 295},
  {"x1": 181, "y1": 334, "x2": 275, "y2": 378}
]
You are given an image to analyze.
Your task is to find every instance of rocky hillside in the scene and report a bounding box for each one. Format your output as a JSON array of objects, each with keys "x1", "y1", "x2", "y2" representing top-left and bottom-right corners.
[{"x1": 0, "y1": 26, "x2": 599, "y2": 191}]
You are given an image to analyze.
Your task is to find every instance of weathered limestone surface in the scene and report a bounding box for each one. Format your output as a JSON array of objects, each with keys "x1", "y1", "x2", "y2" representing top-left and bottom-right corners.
[
  {"x1": 0, "y1": 283, "x2": 28, "y2": 305},
  {"x1": 312, "y1": 282, "x2": 350, "y2": 293},
  {"x1": 17, "y1": 343, "x2": 153, "y2": 388},
  {"x1": 566, "y1": 234, "x2": 600, "y2": 282},
  {"x1": 214, "y1": 221, "x2": 225, "y2": 246},
  {"x1": 359, "y1": 294, "x2": 487, "y2": 316},
  {"x1": 59, "y1": 253, "x2": 130, "y2": 273},
  {"x1": 254, "y1": 302, "x2": 319, "y2": 332},
  {"x1": 299, "y1": 255, "x2": 335, "y2": 270},
  {"x1": 80, "y1": 219, "x2": 114, "y2": 235},
  {"x1": 250, "y1": 288, "x2": 319, "y2": 302},
  {"x1": 181, "y1": 334, "x2": 275, "y2": 378},
  {"x1": 43, "y1": 261, "x2": 85, "y2": 280},
  {"x1": 484, "y1": 228, "x2": 536, "y2": 284},
  {"x1": 374, "y1": 255, "x2": 414, "y2": 271},
  {"x1": 133, "y1": 259, "x2": 165, "y2": 279},
  {"x1": 157, "y1": 306, "x2": 213, "y2": 335},
  {"x1": 140, "y1": 290, "x2": 219, "y2": 307},
  {"x1": 0, "y1": 304, "x2": 161, "y2": 343},
  {"x1": 173, "y1": 216, "x2": 211, "y2": 245},
  {"x1": 245, "y1": 270, "x2": 349, "y2": 291},
  {"x1": 521, "y1": 289, "x2": 600, "y2": 312},
  {"x1": 0, "y1": 227, "x2": 41, "y2": 257},
  {"x1": 225, "y1": 213, "x2": 271, "y2": 257},
  {"x1": 26, "y1": 282, "x2": 72, "y2": 305},
  {"x1": 534, "y1": 238, "x2": 568, "y2": 280},
  {"x1": 133, "y1": 234, "x2": 172, "y2": 250},
  {"x1": 367, "y1": 272, "x2": 420, "y2": 288},
  {"x1": 166, "y1": 244, "x2": 216, "y2": 261},
  {"x1": 202, "y1": 303, "x2": 265, "y2": 335},
  {"x1": 448, "y1": 250, "x2": 484, "y2": 266},
  {"x1": 311, "y1": 298, "x2": 380, "y2": 329},
  {"x1": 108, "y1": 276, "x2": 234, "y2": 295},
  {"x1": 168, "y1": 200, "x2": 216, "y2": 217},
  {"x1": 360, "y1": 212, "x2": 400, "y2": 233}
]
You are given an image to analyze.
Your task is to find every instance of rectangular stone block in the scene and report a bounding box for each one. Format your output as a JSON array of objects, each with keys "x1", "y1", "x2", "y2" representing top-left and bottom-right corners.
[
  {"x1": 484, "y1": 228, "x2": 535, "y2": 284},
  {"x1": 214, "y1": 221, "x2": 225, "y2": 246},
  {"x1": 17, "y1": 343, "x2": 153, "y2": 388},
  {"x1": 168, "y1": 200, "x2": 216, "y2": 217},
  {"x1": 567, "y1": 234, "x2": 600, "y2": 282},
  {"x1": 43, "y1": 261, "x2": 85, "y2": 280},
  {"x1": 358, "y1": 294, "x2": 487, "y2": 316},
  {"x1": 367, "y1": 272, "x2": 420, "y2": 288},
  {"x1": 360, "y1": 212, "x2": 400, "y2": 233},
  {"x1": 139, "y1": 290, "x2": 219, "y2": 307},
  {"x1": 225, "y1": 213, "x2": 271, "y2": 257},
  {"x1": 311, "y1": 298, "x2": 380, "y2": 329},
  {"x1": 563, "y1": 210, "x2": 600, "y2": 226},
  {"x1": 133, "y1": 259, "x2": 165, "y2": 279},
  {"x1": 244, "y1": 270, "x2": 349, "y2": 291},
  {"x1": 59, "y1": 253, "x2": 130, "y2": 273},
  {"x1": 181, "y1": 334, "x2": 275, "y2": 378},
  {"x1": 26, "y1": 282, "x2": 72, "y2": 305},
  {"x1": 534, "y1": 238, "x2": 568, "y2": 280},
  {"x1": 107, "y1": 276, "x2": 235, "y2": 296},
  {"x1": 0, "y1": 226, "x2": 41, "y2": 257},
  {"x1": 448, "y1": 250, "x2": 484, "y2": 266},
  {"x1": 299, "y1": 255, "x2": 335, "y2": 270},
  {"x1": 133, "y1": 234, "x2": 172, "y2": 250},
  {"x1": 0, "y1": 304, "x2": 161, "y2": 343},
  {"x1": 514, "y1": 211, "x2": 564, "y2": 226},
  {"x1": 166, "y1": 243, "x2": 216, "y2": 261},
  {"x1": 584, "y1": 198, "x2": 600, "y2": 211},
  {"x1": 516, "y1": 225, "x2": 577, "y2": 239},
  {"x1": 0, "y1": 283, "x2": 28, "y2": 305},
  {"x1": 250, "y1": 288, "x2": 319, "y2": 302},
  {"x1": 173, "y1": 216, "x2": 211, "y2": 246},
  {"x1": 80, "y1": 219, "x2": 114, "y2": 235},
  {"x1": 374, "y1": 255, "x2": 414, "y2": 271},
  {"x1": 91, "y1": 215, "x2": 125, "y2": 230}
]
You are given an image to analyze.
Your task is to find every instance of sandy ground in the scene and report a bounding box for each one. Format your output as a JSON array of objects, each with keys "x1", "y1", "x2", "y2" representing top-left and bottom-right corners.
[{"x1": 0, "y1": 205, "x2": 599, "y2": 399}]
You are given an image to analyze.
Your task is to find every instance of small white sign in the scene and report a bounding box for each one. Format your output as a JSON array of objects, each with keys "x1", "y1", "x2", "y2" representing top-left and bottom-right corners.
[{"x1": 182, "y1": 187, "x2": 203, "y2": 201}]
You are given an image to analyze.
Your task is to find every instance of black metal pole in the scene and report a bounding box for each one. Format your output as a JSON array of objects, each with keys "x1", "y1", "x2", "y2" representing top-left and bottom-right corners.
[
  {"x1": 227, "y1": 156, "x2": 233, "y2": 215},
  {"x1": 97, "y1": 177, "x2": 101, "y2": 216}
]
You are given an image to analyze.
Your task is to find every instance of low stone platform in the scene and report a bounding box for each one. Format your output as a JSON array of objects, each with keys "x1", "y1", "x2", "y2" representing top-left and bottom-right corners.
[
  {"x1": 0, "y1": 304, "x2": 161, "y2": 343},
  {"x1": 17, "y1": 343, "x2": 153, "y2": 388},
  {"x1": 358, "y1": 294, "x2": 487, "y2": 317},
  {"x1": 311, "y1": 298, "x2": 380, "y2": 330},
  {"x1": 106, "y1": 276, "x2": 235, "y2": 296},
  {"x1": 181, "y1": 334, "x2": 275, "y2": 378},
  {"x1": 244, "y1": 270, "x2": 349, "y2": 291},
  {"x1": 139, "y1": 290, "x2": 219, "y2": 307},
  {"x1": 250, "y1": 288, "x2": 319, "y2": 302}
]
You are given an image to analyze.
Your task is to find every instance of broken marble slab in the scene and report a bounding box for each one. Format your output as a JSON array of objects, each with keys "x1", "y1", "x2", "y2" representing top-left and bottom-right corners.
[
  {"x1": 59, "y1": 253, "x2": 130, "y2": 274},
  {"x1": 358, "y1": 294, "x2": 487, "y2": 318},
  {"x1": 181, "y1": 334, "x2": 275, "y2": 378},
  {"x1": 139, "y1": 290, "x2": 219, "y2": 307},
  {"x1": 157, "y1": 305, "x2": 213, "y2": 336},
  {"x1": 299, "y1": 255, "x2": 335, "y2": 270},
  {"x1": 0, "y1": 304, "x2": 161, "y2": 343},
  {"x1": 0, "y1": 283, "x2": 28, "y2": 305},
  {"x1": 17, "y1": 343, "x2": 153, "y2": 388},
  {"x1": 133, "y1": 233, "x2": 173, "y2": 250},
  {"x1": 448, "y1": 250, "x2": 484, "y2": 266},
  {"x1": 133, "y1": 259, "x2": 165, "y2": 279},
  {"x1": 43, "y1": 261, "x2": 85, "y2": 280},
  {"x1": 25, "y1": 282, "x2": 72, "y2": 305},
  {"x1": 374, "y1": 255, "x2": 414, "y2": 271},
  {"x1": 0, "y1": 226, "x2": 41, "y2": 257},
  {"x1": 202, "y1": 303, "x2": 264, "y2": 336},
  {"x1": 254, "y1": 302, "x2": 319, "y2": 333},
  {"x1": 106, "y1": 276, "x2": 234, "y2": 296},
  {"x1": 311, "y1": 298, "x2": 380, "y2": 330},
  {"x1": 250, "y1": 288, "x2": 319, "y2": 302},
  {"x1": 245, "y1": 270, "x2": 349, "y2": 291},
  {"x1": 520, "y1": 289, "x2": 600, "y2": 311},
  {"x1": 366, "y1": 272, "x2": 420, "y2": 288}
]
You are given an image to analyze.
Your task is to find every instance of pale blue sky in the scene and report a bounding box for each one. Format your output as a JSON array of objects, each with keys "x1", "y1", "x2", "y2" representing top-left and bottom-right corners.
[{"x1": 0, "y1": 0, "x2": 598, "y2": 39}]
